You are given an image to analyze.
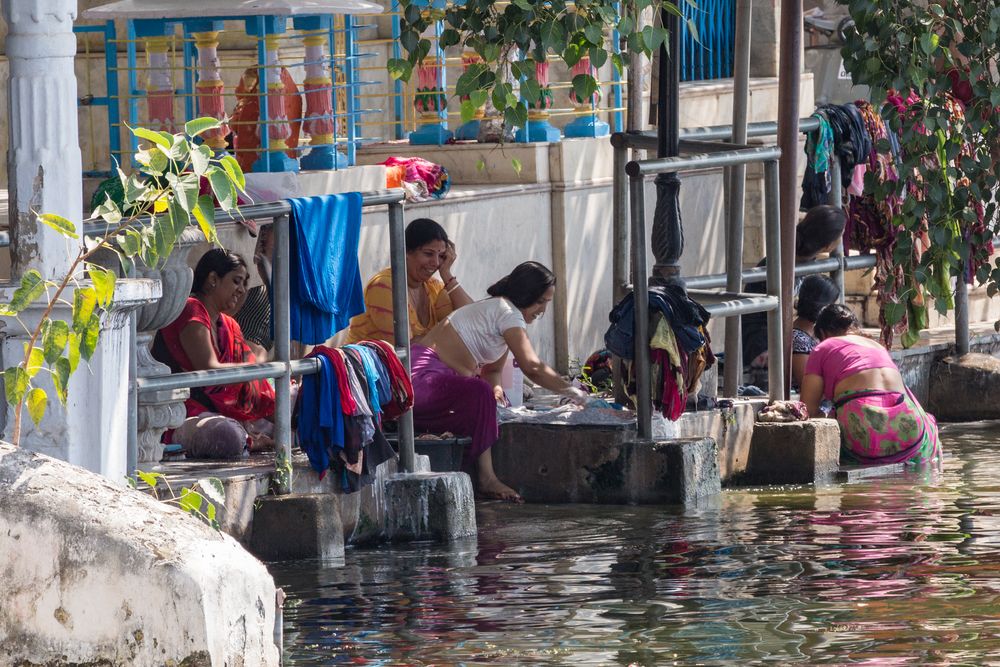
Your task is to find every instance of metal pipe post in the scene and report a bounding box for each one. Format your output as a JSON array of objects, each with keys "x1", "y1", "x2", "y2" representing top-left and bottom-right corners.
[
  {"x1": 956, "y1": 268, "x2": 970, "y2": 355},
  {"x1": 388, "y1": 201, "x2": 415, "y2": 472},
  {"x1": 829, "y1": 160, "x2": 846, "y2": 303},
  {"x1": 764, "y1": 159, "x2": 786, "y2": 400},
  {"x1": 613, "y1": 141, "x2": 630, "y2": 304},
  {"x1": 272, "y1": 213, "x2": 293, "y2": 494},
  {"x1": 630, "y1": 174, "x2": 652, "y2": 440},
  {"x1": 723, "y1": 0, "x2": 753, "y2": 398},
  {"x1": 776, "y1": 0, "x2": 802, "y2": 397}
]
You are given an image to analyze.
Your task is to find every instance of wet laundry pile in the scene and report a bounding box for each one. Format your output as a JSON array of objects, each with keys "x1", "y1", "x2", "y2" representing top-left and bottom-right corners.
[
  {"x1": 605, "y1": 285, "x2": 715, "y2": 420},
  {"x1": 296, "y1": 340, "x2": 413, "y2": 493}
]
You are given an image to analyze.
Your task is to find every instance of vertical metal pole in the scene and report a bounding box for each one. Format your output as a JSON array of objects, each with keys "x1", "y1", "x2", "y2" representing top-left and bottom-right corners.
[
  {"x1": 776, "y1": 0, "x2": 802, "y2": 397},
  {"x1": 764, "y1": 159, "x2": 786, "y2": 400},
  {"x1": 613, "y1": 140, "x2": 630, "y2": 304},
  {"x1": 388, "y1": 201, "x2": 415, "y2": 471},
  {"x1": 256, "y1": 18, "x2": 272, "y2": 155},
  {"x1": 723, "y1": 0, "x2": 752, "y2": 398},
  {"x1": 956, "y1": 267, "x2": 970, "y2": 355},
  {"x1": 344, "y1": 15, "x2": 358, "y2": 166},
  {"x1": 103, "y1": 21, "x2": 123, "y2": 171},
  {"x1": 829, "y1": 160, "x2": 846, "y2": 303},
  {"x1": 630, "y1": 173, "x2": 652, "y2": 440},
  {"x1": 272, "y1": 214, "x2": 293, "y2": 494},
  {"x1": 390, "y1": 0, "x2": 405, "y2": 139},
  {"x1": 127, "y1": 312, "x2": 138, "y2": 479}
]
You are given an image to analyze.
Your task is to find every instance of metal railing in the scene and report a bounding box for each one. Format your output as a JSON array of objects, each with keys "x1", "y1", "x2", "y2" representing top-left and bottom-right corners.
[
  {"x1": 625, "y1": 146, "x2": 785, "y2": 439},
  {"x1": 126, "y1": 189, "x2": 413, "y2": 493}
]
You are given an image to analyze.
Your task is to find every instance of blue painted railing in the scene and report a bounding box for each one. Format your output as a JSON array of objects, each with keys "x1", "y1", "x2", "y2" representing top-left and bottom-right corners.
[{"x1": 680, "y1": 0, "x2": 735, "y2": 82}]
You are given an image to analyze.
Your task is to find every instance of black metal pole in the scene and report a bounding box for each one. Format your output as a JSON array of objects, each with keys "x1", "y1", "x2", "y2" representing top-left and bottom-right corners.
[{"x1": 651, "y1": 0, "x2": 684, "y2": 288}]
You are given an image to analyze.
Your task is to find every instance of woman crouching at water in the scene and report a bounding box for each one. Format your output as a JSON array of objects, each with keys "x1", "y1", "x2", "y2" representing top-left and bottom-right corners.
[
  {"x1": 800, "y1": 304, "x2": 941, "y2": 466},
  {"x1": 412, "y1": 261, "x2": 589, "y2": 503}
]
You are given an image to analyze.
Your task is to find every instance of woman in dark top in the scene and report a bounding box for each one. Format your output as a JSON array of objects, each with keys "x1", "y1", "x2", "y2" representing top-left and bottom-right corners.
[
  {"x1": 790, "y1": 275, "x2": 840, "y2": 387},
  {"x1": 741, "y1": 205, "x2": 847, "y2": 385}
]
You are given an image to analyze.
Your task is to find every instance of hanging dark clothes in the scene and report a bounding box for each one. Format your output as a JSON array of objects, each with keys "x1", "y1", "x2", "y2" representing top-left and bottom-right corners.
[{"x1": 605, "y1": 285, "x2": 710, "y2": 359}]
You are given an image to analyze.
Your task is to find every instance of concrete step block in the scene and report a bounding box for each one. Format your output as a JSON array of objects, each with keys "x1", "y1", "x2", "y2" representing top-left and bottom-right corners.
[
  {"x1": 383, "y1": 472, "x2": 477, "y2": 542},
  {"x1": 836, "y1": 462, "x2": 905, "y2": 482},
  {"x1": 250, "y1": 493, "x2": 345, "y2": 562},
  {"x1": 739, "y1": 419, "x2": 841, "y2": 485},
  {"x1": 927, "y1": 353, "x2": 1000, "y2": 422},
  {"x1": 492, "y1": 422, "x2": 720, "y2": 505}
]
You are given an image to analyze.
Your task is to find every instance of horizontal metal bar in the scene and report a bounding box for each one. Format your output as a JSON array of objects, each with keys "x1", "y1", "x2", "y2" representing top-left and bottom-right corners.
[
  {"x1": 610, "y1": 117, "x2": 821, "y2": 150},
  {"x1": 678, "y1": 139, "x2": 755, "y2": 154},
  {"x1": 81, "y1": 188, "x2": 404, "y2": 238},
  {"x1": 683, "y1": 253, "x2": 876, "y2": 290},
  {"x1": 690, "y1": 290, "x2": 780, "y2": 318},
  {"x1": 625, "y1": 146, "x2": 782, "y2": 177},
  {"x1": 137, "y1": 358, "x2": 322, "y2": 395}
]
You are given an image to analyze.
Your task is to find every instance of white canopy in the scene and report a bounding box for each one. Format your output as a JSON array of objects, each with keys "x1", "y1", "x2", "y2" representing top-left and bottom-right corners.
[{"x1": 82, "y1": 0, "x2": 384, "y2": 19}]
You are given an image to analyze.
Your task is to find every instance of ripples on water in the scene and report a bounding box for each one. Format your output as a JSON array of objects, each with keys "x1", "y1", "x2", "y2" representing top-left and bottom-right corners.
[{"x1": 271, "y1": 423, "x2": 1000, "y2": 665}]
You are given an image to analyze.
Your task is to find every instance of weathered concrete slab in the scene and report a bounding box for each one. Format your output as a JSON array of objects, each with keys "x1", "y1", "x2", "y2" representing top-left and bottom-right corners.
[
  {"x1": 250, "y1": 493, "x2": 345, "y2": 562},
  {"x1": 0, "y1": 444, "x2": 279, "y2": 666},
  {"x1": 383, "y1": 472, "x2": 477, "y2": 541},
  {"x1": 492, "y1": 422, "x2": 720, "y2": 504},
  {"x1": 736, "y1": 420, "x2": 841, "y2": 485},
  {"x1": 927, "y1": 353, "x2": 1000, "y2": 422},
  {"x1": 675, "y1": 399, "x2": 764, "y2": 482}
]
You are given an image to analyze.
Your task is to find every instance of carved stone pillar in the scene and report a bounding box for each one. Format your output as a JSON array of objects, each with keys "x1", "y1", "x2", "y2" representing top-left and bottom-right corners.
[
  {"x1": 133, "y1": 232, "x2": 201, "y2": 463},
  {"x1": 3, "y1": 0, "x2": 81, "y2": 281}
]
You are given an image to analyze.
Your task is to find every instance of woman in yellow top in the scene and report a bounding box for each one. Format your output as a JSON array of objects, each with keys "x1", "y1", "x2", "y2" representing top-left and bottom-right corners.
[{"x1": 346, "y1": 218, "x2": 473, "y2": 344}]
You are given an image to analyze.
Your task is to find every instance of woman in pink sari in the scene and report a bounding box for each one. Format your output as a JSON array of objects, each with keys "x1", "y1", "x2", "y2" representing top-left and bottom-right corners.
[
  {"x1": 154, "y1": 249, "x2": 275, "y2": 459},
  {"x1": 800, "y1": 304, "x2": 941, "y2": 466}
]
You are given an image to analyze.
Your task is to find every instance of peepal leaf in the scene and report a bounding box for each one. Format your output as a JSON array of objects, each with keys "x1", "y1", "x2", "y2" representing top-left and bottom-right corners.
[
  {"x1": 179, "y1": 488, "x2": 203, "y2": 514},
  {"x1": 9, "y1": 270, "x2": 47, "y2": 314},
  {"x1": 184, "y1": 116, "x2": 223, "y2": 138},
  {"x1": 87, "y1": 265, "x2": 117, "y2": 308},
  {"x1": 52, "y1": 357, "x2": 71, "y2": 405},
  {"x1": 72, "y1": 288, "x2": 98, "y2": 334},
  {"x1": 80, "y1": 313, "x2": 101, "y2": 361},
  {"x1": 132, "y1": 126, "x2": 172, "y2": 149},
  {"x1": 4, "y1": 366, "x2": 28, "y2": 405},
  {"x1": 219, "y1": 155, "x2": 246, "y2": 193},
  {"x1": 42, "y1": 318, "x2": 70, "y2": 363},
  {"x1": 207, "y1": 168, "x2": 237, "y2": 210},
  {"x1": 37, "y1": 213, "x2": 79, "y2": 239},
  {"x1": 67, "y1": 331, "x2": 82, "y2": 373},
  {"x1": 26, "y1": 388, "x2": 46, "y2": 425},
  {"x1": 25, "y1": 346, "x2": 44, "y2": 378},
  {"x1": 136, "y1": 469, "x2": 161, "y2": 488},
  {"x1": 192, "y1": 195, "x2": 218, "y2": 244}
]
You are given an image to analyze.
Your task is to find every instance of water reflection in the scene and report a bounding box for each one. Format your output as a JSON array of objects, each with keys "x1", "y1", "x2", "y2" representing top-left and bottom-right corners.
[{"x1": 272, "y1": 423, "x2": 1000, "y2": 664}]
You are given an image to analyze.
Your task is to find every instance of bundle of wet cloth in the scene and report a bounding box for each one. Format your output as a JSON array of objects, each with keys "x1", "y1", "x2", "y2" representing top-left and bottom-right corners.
[{"x1": 756, "y1": 400, "x2": 810, "y2": 423}]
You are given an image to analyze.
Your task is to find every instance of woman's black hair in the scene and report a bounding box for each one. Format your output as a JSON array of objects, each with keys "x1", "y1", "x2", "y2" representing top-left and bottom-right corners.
[
  {"x1": 487, "y1": 261, "x2": 557, "y2": 309},
  {"x1": 795, "y1": 275, "x2": 840, "y2": 322},
  {"x1": 192, "y1": 248, "x2": 248, "y2": 295},
  {"x1": 813, "y1": 303, "x2": 860, "y2": 340},
  {"x1": 796, "y1": 205, "x2": 847, "y2": 260},
  {"x1": 405, "y1": 218, "x2": 449, "y2": 252}
]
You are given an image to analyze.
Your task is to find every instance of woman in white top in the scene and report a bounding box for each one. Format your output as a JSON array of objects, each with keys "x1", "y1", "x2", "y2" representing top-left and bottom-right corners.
[{"x1": 412, "y1": 261, "x2": 588, "y2": 502}]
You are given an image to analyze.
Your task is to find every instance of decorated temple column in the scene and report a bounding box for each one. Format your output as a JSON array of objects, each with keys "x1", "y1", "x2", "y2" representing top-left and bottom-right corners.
[
  {"x1": 516, "y1": 60, "x2": 560, "y2": 143},
  {"x1": 564, "y1": 55, "x2": 609, "y2": 138},
  {"x1": 410, "y1": 57, "x2": 453, "y2": 145},
  {"x1": 191, "y1": 25, "x2": 230, "y2": 153},
  {"x1": 144, "y1": 35, "x2": 176, "y2": 131},
  {"x1": 252, "y1": 28, "x2": 300, "y2": 172},
  {"x1": 454, "y1": 50, "x2": 486, "y2": 141},
  {"x1": 296, "y1": 18, "x2": 347, "y2": 170}
]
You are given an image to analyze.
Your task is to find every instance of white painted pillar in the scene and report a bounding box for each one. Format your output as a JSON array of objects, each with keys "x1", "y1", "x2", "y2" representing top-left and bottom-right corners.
[
  {"x1": 1, "y1": 0, "x2": 160, "y2": 480},
  {"x1": 3, "y1": 0, "x2": 81, "y2": 281}
]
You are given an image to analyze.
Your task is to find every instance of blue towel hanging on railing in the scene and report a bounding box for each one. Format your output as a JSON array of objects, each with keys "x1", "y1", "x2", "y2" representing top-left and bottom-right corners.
[{"x1": 287, "y1": 193, "x2": 365, "y2": 344}]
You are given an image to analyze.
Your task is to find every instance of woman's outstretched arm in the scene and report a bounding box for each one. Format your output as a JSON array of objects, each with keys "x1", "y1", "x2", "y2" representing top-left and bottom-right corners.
[{"x1": 503, "y1": 327, "x2": 587, "y2": 404}]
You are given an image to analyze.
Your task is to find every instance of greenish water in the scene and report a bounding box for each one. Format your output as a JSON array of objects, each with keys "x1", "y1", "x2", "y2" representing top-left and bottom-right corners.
[{"x1": 271, "y1": 423, "x2": 1000, "y2": 665}]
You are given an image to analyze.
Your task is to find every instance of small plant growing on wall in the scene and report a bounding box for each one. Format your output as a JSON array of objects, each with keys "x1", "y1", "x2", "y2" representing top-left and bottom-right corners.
[
  {"x1": 388, "y1": 0, "x2": 687, "y2": 130},
  {"x1": 0, "y1": 118, "x2": 247, "y2": 446}
]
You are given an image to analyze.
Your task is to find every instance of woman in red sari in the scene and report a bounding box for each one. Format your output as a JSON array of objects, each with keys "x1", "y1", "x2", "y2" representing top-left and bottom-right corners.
[{"x1": 154, "y1": 249, "x2": 275, "y2": 459}]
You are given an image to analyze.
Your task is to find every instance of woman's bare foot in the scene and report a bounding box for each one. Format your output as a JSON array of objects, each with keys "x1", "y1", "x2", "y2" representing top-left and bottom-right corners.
[{"x1": 476, "y1": 476, "x2": 524, "y2": 503}]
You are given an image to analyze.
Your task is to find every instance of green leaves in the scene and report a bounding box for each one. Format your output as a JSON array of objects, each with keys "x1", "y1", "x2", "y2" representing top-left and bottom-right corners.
[
  {"x1": 6, "y1": 270, "x2": 47, "y2": 315},
  {"x1": 41, "y1": 319, "x2": 69, "y2": 364},
  {"x1": 26, "y1": 388, "x2": 46, "y2": 426},
  {"x1": 4, "y1": 367, "x2": 28, "y2": 405},
  {"x1": 38, "y1": 213, "x2": 79, "y2": 239},
  {"x1": 387, "y1": 58, "x2": 414, "y2": 82},
  {"x1": 87, "y1": 265, "x2": 116, "y2": 308},
  {"x1": 572, "y1": 74, "x2": 599, "y2": 104},
  {"x1": 184, "y1": 117, "x2": 222, "y2": 138}
]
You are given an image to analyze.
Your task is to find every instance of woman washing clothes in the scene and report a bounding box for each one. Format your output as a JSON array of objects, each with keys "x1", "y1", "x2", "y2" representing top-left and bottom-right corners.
[
  {"x1": 800, "y1": 304, "x2": 941, "y2": 466},
  {"x1": 743, "y1": 205, "x2": 847, "y2": 386},
  {"x1": 154, "y1": 249, "x2": 276, "y2": 459},
  {"x1": 413, "y1": 261, "x2": 589, "y2": 503},
  {"x1": 346, "y1": 218, "x2": 474, "y2": 344},
  {"x1": 750, "y1": 275, "x2": 840, "y2": 388}
]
